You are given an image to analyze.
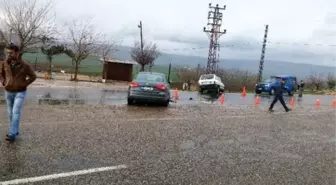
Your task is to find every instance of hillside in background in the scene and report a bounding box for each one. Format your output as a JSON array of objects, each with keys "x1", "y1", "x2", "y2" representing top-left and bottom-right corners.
[
  {"x1": 23, "y1": 44, "x2": 336, "y2": 80},
  {"x1": 113, "y1": 45, "x2": 336, "y2": 78}
]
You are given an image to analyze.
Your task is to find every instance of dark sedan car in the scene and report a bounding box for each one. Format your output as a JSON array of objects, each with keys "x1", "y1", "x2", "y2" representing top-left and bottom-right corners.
[{"x1": 127, "y1": 72, "x2": 171, "y2": 106}]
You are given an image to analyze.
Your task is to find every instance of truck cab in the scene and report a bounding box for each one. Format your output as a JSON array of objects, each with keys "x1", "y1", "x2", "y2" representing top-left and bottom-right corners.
[{"x1": 255, "y1": 75, "x2": 297, "y2": 96}]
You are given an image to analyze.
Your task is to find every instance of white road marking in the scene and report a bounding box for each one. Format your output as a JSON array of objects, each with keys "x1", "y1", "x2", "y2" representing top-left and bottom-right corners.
[{"x1": 0, "y1": 165, "x2": 127, "y2": 185}]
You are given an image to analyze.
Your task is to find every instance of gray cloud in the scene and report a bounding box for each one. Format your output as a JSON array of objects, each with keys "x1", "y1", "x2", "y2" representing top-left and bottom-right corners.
[
  {"x1": 324, "y1": 12, "x2": 336, "y2": 25},
  {"x1": 155, "y1": 34, "x2": 335, "y2": 66},
  {"x1": 153, "y1": 34, "x2": 263, "y2": 51}
]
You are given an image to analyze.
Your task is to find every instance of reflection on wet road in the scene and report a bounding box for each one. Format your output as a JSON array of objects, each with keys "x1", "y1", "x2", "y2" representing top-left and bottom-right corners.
[
  {"x1": 0, "y1": 104, "x2": 335, "y2": 184},
  {"x1": 0, "y1": 87, "x2": 335, "y2": 106}
]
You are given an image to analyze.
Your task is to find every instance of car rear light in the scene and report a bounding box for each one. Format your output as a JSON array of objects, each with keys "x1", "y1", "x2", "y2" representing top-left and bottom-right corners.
[
  {"x1": 155, "y1": 84, "x2": 166, "y2": 90},
  {"x1": 129, "y1": 82, "x2": 139, "y2": 88}
]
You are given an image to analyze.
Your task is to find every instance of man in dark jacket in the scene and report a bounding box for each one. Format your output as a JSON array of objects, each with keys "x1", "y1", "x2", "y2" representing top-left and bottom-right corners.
[
  {"x1": 269, "y1": 79, "x2": 292, "y2": 112},
  {"x1": 0, "y1": 43, "x2": 36, "y2": 142}
]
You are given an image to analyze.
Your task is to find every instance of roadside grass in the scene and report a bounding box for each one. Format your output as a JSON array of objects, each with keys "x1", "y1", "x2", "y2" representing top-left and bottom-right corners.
[{"x1": 23, "y1": 52, "x2": 180, "y2": 81}]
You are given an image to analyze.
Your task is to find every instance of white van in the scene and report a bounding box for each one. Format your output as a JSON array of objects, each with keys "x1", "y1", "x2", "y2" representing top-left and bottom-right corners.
[{"x1": 198, "y1": 74, "x2": 225, "y2": 93}]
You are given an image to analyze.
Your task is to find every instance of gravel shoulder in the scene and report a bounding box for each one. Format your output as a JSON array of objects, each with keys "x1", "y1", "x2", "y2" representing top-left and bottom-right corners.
[{"x1": 0, "y1": 104, "x2": 335, "y2": 184}]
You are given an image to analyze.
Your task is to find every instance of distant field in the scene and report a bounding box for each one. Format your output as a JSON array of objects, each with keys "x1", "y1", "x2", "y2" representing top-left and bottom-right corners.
[{"x1": 23, "y1": 52, "x2": 180, "y2": 82}]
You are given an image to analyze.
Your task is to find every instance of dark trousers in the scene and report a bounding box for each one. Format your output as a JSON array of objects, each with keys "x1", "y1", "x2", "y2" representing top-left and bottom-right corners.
[
  {"x1": 269, "y1": 95, "x2": 289, "y2": 110},
  {"x1": 298, "y1": 88, "x2": 303, "y2": 97}
]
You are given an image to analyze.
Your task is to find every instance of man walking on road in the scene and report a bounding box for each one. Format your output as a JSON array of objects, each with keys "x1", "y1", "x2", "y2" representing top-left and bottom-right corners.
[
  {"x1": 269, "y1": 79, "x2": 292, "y2": 112},
  {"x1": 0, "y1": 44, "x2": 36, "y2": 142}
]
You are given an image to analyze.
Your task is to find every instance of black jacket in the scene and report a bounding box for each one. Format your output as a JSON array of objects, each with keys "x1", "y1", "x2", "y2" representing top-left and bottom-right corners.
[
  {"x1": 274, "y1": 82, "x2": 287, "y2": 96},
  {"x1": 298, "y1": 82, "x2": 304, "y2": 89}
]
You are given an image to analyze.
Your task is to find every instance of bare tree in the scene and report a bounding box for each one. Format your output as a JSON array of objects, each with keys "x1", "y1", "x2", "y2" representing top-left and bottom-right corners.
[
  {"x1": 100, "y1": 39, "x2": 117, "y2": 80},
  {"x1": 40, "y1": 36, "x2": 65, "y2": 76},
  {"x1": 0, "y1": 0, "x2": 56, "y2": 58},
  {"x1": 64, "y1": 18, "x2": 102, "y2": 81},
  {"x1": 216, "y1": 68, "x2": 257, "y2": 91},
  {"x1": 0, "y1": 31, "x2": 5, "y2": 60},
  {"x1": 130, "y1": 41, "x2": 160, "y2": 71},
  {"x1": 175, "y1": 66, "x2": 204, "y2": 90},
  {"x1": 307, "y1": 72, "x2": 325, "y2": 91},
  {"x1": 172, "y1": 66, "x2": 259, "y2": 92}
]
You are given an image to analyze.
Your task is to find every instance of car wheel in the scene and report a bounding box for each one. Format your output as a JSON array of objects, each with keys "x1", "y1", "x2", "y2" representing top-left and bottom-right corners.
[
  {"x1": 269, "y1": 88, "x2": 275, "y2": 95},
  {"x1": 288, "y1": 91, "x2": 294, "y2": 96},
  {"x1": 162, "y1": 100, "x2": 169, "y2": 107},
  {"x1": 255, "y1": 90, "x2": 261, "y2": 94},
  {"x1": 127, "y1": 98, "x2": 134, "y2": 105}
]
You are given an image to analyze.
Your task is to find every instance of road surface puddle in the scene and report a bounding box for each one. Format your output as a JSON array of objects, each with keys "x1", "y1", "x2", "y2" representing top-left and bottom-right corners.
[{"x1": 38, "y1": 99, "x2": 87, "y2": 105}]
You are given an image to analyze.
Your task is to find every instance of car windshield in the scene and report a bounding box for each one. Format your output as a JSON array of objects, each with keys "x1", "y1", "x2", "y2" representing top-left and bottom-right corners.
[
  {"x1": 263, "y1": 77, "x2": 278, "y2": 83},
  {"x1": 135, "y1": 73, "x2": 165, "y2": 82},
  {"x1": 200, "y1": 74, "x2": 214, "y2": 80}
]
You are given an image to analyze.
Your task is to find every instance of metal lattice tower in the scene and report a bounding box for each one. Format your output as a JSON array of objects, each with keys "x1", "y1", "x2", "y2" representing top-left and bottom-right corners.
[
  {"x1": 203, "y1": 3, "x2": 226, "y2": 74},
  {"x1": 257, "y1": 25, "x2": 269, "y2": 84}
]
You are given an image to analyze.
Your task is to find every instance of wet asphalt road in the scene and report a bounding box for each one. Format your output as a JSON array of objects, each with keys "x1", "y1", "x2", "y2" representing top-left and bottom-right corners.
[
  {"x1": 0, "y1": 103, "x2": 335, "y2": 184},
  {"x1": 0, "y1": 87, "x2": 335, "y2": 106}
]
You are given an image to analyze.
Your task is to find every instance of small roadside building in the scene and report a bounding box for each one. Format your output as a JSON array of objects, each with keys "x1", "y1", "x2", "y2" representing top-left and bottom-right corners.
[{"x1": 100, "y1": 58, "x2": 137, "y2": 82}]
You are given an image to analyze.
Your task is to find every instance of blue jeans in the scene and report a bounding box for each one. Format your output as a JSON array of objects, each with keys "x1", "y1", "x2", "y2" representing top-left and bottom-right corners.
[{"x1": 5, "y1": 91, "x2": 27, "y2": 136}]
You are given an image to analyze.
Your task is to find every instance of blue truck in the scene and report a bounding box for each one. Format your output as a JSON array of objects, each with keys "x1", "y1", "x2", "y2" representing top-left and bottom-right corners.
[{"x1": 255, "y1": 75, "x2": 298, "y2": 96}]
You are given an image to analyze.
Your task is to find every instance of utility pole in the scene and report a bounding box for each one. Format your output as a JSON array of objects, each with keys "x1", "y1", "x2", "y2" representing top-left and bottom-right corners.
[
  {"x1": 203, "y1": 3, "x2": 226, "y2": 74},
  {"x1": 257, "y1": 25, "x2": 269, "y2": 84},
  {"x1": 196, "y1": 64, "x2": 201, "y2": 78},
  {"x1": 167, "y1": 63, "x2": 171, "y2": 82},
  {"x1": 138, "y1": 21, "x2": 145, "y2": 71}
]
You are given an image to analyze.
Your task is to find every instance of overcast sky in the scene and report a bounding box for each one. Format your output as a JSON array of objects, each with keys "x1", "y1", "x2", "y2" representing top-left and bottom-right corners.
[{"x1": 1, "y1": 0, "x2": 336, "y2": 66}]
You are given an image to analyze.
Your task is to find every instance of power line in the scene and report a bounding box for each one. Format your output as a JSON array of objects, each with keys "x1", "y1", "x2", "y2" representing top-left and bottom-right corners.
[
  {"x1": 203, "y1": 3, "x2": 226, "y2": 74},
  {"x1": 160, "y1": 41, "x2": 336, "y2": 52}
]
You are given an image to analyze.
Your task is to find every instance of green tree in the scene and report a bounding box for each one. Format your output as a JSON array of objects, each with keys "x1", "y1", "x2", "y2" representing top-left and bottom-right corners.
[
  {"x1": 41, "y1": 36, "x2": 65, "y2": 76},
  {"x1": 327, "y1": 74, "x2": 336, "y2": 90}
]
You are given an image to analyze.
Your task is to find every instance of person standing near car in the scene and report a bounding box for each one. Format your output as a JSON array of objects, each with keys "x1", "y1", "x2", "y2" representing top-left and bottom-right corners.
[
  {"x1": 268, "y1": 79, "x2": 292, "y2": 112},
  {"x1": 0, "y1": 43, "x2": 36, "y2": 142},
  {"x1": 297, "y1": 80, "x2": 305, "y2": 97}
]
